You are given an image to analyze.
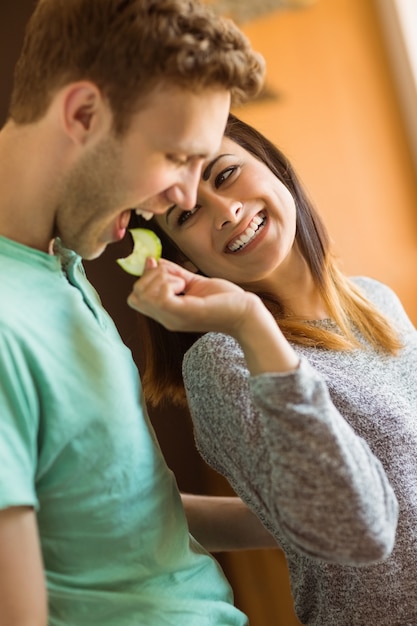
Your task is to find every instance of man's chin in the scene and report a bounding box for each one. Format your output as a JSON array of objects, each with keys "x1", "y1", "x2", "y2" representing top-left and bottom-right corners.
[
  {"x1": 82, "y1": 243, "x2": 108, "y2": 261},
  {"x1": 59, "y1": 237, "x2": 107, "y2": 260}
]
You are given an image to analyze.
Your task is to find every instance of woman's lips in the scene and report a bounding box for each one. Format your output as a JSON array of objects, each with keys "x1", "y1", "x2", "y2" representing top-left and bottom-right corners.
[{"x1": 226, "y1": 211, "x2": 266, "y2": 253}]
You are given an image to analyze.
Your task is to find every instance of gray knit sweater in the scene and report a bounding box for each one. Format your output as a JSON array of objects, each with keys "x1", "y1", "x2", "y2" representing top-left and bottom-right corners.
[{"x1": 182, "y1": 277, "x2": 417, "y2": 626}]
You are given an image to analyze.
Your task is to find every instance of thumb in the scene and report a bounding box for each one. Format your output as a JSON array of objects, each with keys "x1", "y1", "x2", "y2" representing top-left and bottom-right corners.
[{"x1": 144, "y1": 256, "x2": 158, "y2": 270}]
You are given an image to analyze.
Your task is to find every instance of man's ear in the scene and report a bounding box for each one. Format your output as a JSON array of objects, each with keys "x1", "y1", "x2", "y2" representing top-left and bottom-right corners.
[{"x1": 60, "y1": 82, "x2": 111, "y2": 145}]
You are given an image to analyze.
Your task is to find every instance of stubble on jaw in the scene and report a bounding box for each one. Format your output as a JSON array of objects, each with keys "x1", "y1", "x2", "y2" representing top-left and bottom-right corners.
[{"x1": 53, "y1": 137, "x2": 125, "y2": 257}]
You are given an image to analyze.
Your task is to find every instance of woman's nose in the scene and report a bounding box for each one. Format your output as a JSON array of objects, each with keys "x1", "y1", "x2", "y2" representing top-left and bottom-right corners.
[{"x1": 213, "y1": 198, "x2": 243, "y2": 230}]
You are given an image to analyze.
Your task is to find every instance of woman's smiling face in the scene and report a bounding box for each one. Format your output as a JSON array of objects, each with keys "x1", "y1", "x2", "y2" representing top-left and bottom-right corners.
[{"x1": 155, "y1": 137, "x2": 298, "y2": 288}]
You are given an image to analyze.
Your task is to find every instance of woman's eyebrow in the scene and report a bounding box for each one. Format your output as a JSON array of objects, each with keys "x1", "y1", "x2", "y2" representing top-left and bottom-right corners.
[{"x1": 202, "y1": 153, "x2": 233, "y2": 181}]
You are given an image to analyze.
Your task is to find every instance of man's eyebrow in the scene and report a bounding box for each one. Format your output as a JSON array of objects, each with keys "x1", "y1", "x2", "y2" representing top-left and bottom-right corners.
[{"x1": 202, "y1": 154, "x2": 232, "y2": 181}]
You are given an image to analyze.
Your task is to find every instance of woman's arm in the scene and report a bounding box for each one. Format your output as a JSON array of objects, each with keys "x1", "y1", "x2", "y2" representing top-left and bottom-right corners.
[
  {"x1": 181, "y1": 493, "x2": 278, "y2": 552},
  {"x1": 129, "y1": 259, "x2": 399, "y2": 565},
  {"x1": 184, "y1": 333, "x2": 398, "y2": 566}
]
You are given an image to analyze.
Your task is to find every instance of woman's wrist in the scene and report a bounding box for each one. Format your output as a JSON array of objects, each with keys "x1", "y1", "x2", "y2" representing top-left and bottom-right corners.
[{"x1": 232, "y1": 293, "x2": 299, "y2": 375}]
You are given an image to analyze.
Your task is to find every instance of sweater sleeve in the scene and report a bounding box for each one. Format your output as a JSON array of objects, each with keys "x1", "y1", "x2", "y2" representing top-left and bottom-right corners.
[{"x1": 183, "y1": 333, "x2": 398, "y2": 566}]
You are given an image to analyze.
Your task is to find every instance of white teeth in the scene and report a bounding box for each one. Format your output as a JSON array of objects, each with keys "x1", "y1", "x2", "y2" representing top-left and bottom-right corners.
[
  {"x1": 135, "y1": 209, "x2": 153, "y2": 221},
  {"x1": 227, "y1": 213, "x2": 265, "y2": 252}
]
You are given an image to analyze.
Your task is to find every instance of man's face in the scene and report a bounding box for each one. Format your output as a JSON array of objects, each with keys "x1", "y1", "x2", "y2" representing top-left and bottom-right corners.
[{"x1": 55, "y1": 85, "x2": 231, "y2": 259}]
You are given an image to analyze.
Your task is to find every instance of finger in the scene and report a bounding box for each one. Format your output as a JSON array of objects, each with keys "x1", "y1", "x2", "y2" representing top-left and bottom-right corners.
[
  {"x1": 157, "y1": 258, "x2": 198, "y2": 281},
  {"x1": 127, "y1": 269, "x2": 186, "y2": 313},
  {"x1": 144, "y1": 256, "x2": 158, "y2": 270}
]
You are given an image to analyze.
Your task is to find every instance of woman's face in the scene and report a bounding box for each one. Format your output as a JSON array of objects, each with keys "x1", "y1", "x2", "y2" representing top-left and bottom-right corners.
[{"x1": 154, "y1": 136, "x2": 299, "y2": 289}]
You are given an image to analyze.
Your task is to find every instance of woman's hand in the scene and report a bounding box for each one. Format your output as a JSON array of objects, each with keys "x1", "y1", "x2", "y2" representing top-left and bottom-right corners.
[
  {"x1": 128, "y1": 258, "x2": 299, "y2": 375},
  {"x1": 127, "y1": 257, "x2": 259, "y2": 336}
]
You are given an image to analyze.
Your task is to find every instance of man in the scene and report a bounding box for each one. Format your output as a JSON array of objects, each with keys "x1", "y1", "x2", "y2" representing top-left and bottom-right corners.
[{"x1": 0, "y1": 0, "x2": 265, "y2": 623}]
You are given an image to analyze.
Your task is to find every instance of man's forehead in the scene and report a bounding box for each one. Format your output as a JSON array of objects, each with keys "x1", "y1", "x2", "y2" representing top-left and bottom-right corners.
[{"x1": 135, "y1": 84, "x2": 229, "y2": 124}]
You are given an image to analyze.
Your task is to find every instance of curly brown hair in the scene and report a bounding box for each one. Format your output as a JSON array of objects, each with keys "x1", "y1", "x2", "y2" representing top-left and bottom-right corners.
[{"x1": 9, "y1": 0, "x2": 265, "y2": 134}]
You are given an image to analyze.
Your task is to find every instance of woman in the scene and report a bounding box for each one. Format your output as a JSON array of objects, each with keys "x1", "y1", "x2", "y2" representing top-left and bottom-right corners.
[{"x1": 128, "y1": 114, "x2": 417, "y2": 625}]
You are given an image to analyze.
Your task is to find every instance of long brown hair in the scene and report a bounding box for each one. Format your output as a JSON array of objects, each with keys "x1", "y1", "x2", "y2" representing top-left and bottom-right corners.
[{"x1": 135, "y1": 113, "x2": 402, "y2": 407}]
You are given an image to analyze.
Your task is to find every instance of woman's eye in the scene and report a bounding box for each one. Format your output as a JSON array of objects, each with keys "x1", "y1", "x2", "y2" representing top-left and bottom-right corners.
[
  {"x1": 215, "y1": 166, "x2": 237, "y2": 188},
  {"x1": 177, "y1": 204, "x2": 201, "y2": 226}
]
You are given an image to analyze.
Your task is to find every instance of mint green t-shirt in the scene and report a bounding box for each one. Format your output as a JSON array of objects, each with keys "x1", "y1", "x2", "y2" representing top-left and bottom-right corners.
[{"x1": 0, "y1": 236, "x2": 247, "y2": 626}]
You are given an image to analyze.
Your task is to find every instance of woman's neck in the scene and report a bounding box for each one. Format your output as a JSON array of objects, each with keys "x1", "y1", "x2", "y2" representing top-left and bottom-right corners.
[{"x1": 241, "y1": 248, "x2": 329, "y2": 321}]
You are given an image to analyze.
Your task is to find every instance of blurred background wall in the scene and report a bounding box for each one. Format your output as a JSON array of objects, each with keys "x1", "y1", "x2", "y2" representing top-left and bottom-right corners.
[{"x1": 2, "y1": 1, "x2": 417, "y2": 624}]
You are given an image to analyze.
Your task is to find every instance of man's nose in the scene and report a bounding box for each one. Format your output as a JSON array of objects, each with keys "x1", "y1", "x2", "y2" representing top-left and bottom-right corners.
[{"x1": 165, "y1": 162, "x2": 203, "y2": 211}]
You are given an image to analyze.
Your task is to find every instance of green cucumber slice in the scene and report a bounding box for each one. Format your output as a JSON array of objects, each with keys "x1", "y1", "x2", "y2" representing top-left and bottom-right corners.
[{"x1": 116, "y1": 228, "x2": 162, "y2": 276}]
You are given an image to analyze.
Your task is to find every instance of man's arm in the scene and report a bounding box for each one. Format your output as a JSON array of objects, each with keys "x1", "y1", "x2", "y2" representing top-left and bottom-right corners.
[
  {"x1": 0, "y1": 506, "x2": 47, "y2": 626},
  {"x1": 181, "y1": 494, "x2": 278, "y2": 552}
]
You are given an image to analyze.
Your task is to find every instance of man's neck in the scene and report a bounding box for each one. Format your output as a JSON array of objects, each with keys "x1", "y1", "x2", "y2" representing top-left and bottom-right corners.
[{"x1": 0, "y1": 121, "x2": 57, "y2": 252}]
